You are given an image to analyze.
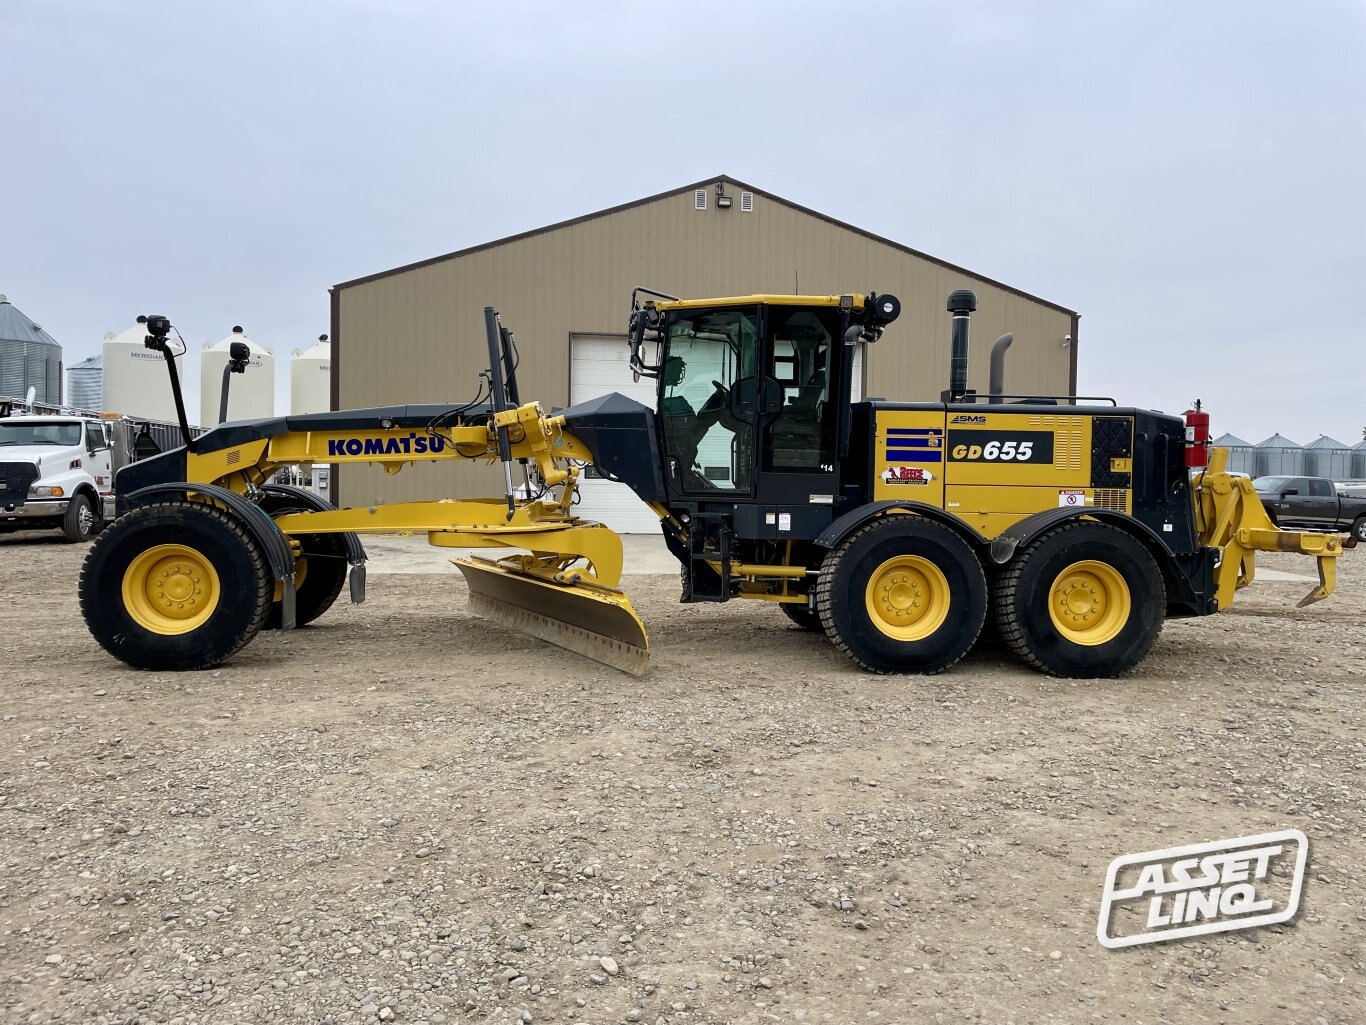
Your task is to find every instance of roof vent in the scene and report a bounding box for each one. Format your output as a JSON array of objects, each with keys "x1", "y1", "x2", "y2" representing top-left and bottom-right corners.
[
  {"x1": 694, "y1": 189, "x2": 707, "y2": 211},
  {"x1": 0, "y1": 294, "x2": 8, "y2": 303},
  {"x1": 740, "y1": 191, "x2": 754, "y2": 213}
]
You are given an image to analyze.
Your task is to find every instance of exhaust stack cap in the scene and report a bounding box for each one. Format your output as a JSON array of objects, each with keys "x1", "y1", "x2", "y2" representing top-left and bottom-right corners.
[{"x1": 947, "y1": 289, "x2": 978, "y2": 314}]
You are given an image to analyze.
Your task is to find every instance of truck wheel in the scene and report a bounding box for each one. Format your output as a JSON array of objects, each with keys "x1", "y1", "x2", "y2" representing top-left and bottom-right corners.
[
  {"x1": 79, "y1": 501, "x2": 271, "y2": 671},
  {"x1": 780, "y1": 602, "x2": 822, "y2": 631},
  {"x1": 1352, "y1": 516, "x2": 1366, "y2": 543},
  {"x1": 816, "y1": 516, "x2": 987, "y2": 674},
  {"x1": 62, "y1": 493, "x2": 98, "y2": 543},
  {"x1": 993, "y1": 522, "x2": 1164, "y2": 678},
  {"x1": 260, "y1": 500, "x2": 349, "y2": 627}
]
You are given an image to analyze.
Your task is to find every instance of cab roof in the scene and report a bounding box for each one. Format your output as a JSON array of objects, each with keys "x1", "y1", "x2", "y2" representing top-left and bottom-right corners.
[
  {"x1": 655, "y1": 293, "x2": 867, "y2": 312},
  {"x1": 0, "y1": 414, "x2": 88, "y2": 424}
]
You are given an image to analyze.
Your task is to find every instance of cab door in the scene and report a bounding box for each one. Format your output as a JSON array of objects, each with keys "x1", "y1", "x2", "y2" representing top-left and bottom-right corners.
[
  {"x1": 1304, "y1": 477, "x2": 1339, "y2": 525},
  {"x1": 658, "y1": 305, "x2": 761, "y2": 498},
  {"x1": 86, "y1": 421, "x2": 115, "y2": 518}
]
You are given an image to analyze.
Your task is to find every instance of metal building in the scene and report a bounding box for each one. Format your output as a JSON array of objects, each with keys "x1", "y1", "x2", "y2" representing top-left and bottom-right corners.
[
  {"x1": 0, "y1": 295, "x2": 62, "y2": 405},
  {"x1": 331, "y1": 176, "x2": 1079, "y2": 525}
]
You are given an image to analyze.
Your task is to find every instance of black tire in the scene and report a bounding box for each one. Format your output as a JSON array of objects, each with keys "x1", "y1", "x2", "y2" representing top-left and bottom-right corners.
[
  {"x1": 1351, "y1": 516, "x2": 1366, "y2": 543},
  {"x1": 79, "y1": 501, "x2": 272, "y2": 671},
  {"x1": 62, "y1": 492, "x2": 98, "y2": 543},
  {"x1": 260, "y1": 499, "x2": 349, "y2": 628},
  {"x1": 816, "y1": 516, "x2": 987, "y2": 674},
  {"x1": 993, "y1": 522, "x2": 1164, "y2": 678},
  {"x1": 780, "y1": 602, "x2": 823, "y2": 632}
]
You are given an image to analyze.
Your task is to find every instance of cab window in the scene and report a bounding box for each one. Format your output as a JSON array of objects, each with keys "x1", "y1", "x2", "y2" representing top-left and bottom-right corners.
[
  {"x1": 658, "y1": 307, "x2": 759, "y2": 492},
  {"x1": 764, "y1": 307, "x2": 842, "y2": 472}
]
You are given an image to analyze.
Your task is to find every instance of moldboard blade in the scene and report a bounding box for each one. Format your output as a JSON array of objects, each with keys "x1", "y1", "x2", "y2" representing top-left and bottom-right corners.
[{"x1": 453, "y1": 558, "x2": 649, "y2": 676}]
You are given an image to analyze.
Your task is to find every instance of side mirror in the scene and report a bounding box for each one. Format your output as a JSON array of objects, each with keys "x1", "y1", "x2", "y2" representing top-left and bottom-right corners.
[
  {"x1": 1282, "y1": 489, "x2": 1299, "y2": 497},
  {"x1": 728, "y1": 378, "x2": 757, "y2": 423},
  {"x1": 760, "y1": 376, "x2": 784, "y2": 416},
  {"x1": 727, "y1": 376, "x2": 784, "y2": 423}
]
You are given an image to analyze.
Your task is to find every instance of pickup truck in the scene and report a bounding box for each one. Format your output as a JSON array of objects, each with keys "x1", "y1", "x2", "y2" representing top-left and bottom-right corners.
[{"x1": 1253, "y1": 475, "x2": 1366, "y2": 542}]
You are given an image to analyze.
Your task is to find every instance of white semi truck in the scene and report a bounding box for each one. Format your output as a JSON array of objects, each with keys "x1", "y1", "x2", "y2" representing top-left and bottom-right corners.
[{"x1": 0, "y1": 406, "x2": 187, "y2": 542}]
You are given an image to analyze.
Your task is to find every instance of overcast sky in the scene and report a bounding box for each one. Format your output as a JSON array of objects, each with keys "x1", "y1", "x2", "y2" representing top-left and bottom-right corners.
[{"x1": 3, "y1": 0, "x2": 1363, "y2": 444}]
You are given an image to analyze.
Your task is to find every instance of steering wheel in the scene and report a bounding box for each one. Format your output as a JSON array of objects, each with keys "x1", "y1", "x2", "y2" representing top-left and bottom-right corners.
[{"x1": 699, "y1": 379, "x2": 729, "y2": 415}]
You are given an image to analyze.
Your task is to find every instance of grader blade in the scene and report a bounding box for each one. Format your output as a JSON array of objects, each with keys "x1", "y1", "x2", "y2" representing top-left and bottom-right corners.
[{"x1": 453, "y1": 557, "x2": 649, "y2": 676}]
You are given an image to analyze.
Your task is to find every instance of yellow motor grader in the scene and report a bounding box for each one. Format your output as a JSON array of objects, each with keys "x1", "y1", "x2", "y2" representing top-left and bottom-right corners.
[{"x1": 79, "y1": 293, "x2": 1343, "y2": 677}]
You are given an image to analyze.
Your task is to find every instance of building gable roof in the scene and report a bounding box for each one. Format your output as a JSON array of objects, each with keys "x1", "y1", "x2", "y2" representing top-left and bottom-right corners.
[{"x1": 332, "y1": 175, "x2": 1077, "y2": 316}]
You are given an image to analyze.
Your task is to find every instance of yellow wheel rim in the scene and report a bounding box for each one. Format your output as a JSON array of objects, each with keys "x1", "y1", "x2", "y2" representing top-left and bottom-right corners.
[
  {"x1": 1048, "y1": 560, "x2": 1131, "y2": 646},
  {"x1": 121, "y1": 544, "x2": 221, "y2": 636},
  {"x1": 864, "y1": 555, "x2": 950, "y2": 641}
]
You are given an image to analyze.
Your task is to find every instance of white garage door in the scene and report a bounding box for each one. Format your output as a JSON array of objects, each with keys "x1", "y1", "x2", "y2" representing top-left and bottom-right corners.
[
  {"x1": 568, "y1": 337, "x2": 866, "y2": 533},
  {"x1": 570, "y1": 335, "x2": 666, "y2": 533}
]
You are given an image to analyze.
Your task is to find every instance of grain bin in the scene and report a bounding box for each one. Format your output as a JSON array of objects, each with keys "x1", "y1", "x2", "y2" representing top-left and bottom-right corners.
[
  {"x1": 0, "y1": 295, "x2": 63, "y2": 404},
  {"x1": 103, "y1": 322, "x2": 185, "y2": 422},
  {"x1": 290, "y1": 335, "x2": 331, "y2": 414},
  {"x1": 1253, "y1": 433, "x2": 1303, "y2": 478},
  {"x1": 200, "y1": 326, "x2": 274, "y2": 426},
  {"x1": 68, "y1": 352, "x2": 103, "y2": 411}
]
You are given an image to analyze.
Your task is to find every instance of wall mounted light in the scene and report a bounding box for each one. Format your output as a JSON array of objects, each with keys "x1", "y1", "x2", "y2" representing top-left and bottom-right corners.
[{"x1": 716, "y1": 182, "x2": 733, "y2": 209}]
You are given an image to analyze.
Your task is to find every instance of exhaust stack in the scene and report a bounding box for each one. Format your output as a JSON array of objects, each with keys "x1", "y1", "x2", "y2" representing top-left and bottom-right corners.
[
  {"x1": 944, "y1": 289, "x2": 978, "y2": 402},
  {"x1": 988, "y1": 333, "x2": 1014, "y2": 403}
]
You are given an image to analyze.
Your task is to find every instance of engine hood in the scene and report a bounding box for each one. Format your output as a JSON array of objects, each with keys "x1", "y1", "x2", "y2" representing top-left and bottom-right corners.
[{"x1": 0, "y1": 446, "x2": 74, "y2": 474}]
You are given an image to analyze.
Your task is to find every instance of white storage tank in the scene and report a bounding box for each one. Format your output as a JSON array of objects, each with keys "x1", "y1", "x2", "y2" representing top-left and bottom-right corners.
[
  {"x1": 290, "y1": 334, "x2": 331, "y2": 415},
  {"x1": 103, "y1": 322, "x2": 185, "y2": 422},
  {"x1": 201, "y1": 326, "x2": 274, "y2": 426},
  {"x1": 67, "y1": 352, "x2": 103, "y2": 411}
]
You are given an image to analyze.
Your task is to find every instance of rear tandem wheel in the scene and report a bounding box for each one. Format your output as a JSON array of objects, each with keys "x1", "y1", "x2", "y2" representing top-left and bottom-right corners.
[
  {"x1": 79, "y1": 501, "x2": 273, "y2": 671},
  {"x1": 992, "y1": 521, "x2": 1165, "y2": 678},
  {"x1": 259, "y1": 498, "x2": 349, "y2": 628},
  {"x1": 816, "y1": 516, "x2": 987, "y2": 674},
  {"x1": 780, "y1": 602, "x2": 823, "y2": 632}
]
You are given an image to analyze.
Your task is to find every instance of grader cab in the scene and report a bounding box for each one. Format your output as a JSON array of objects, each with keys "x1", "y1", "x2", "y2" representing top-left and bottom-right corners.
[{"x1": 79, "y1": 292, "x2": 1344, "y2": 678}]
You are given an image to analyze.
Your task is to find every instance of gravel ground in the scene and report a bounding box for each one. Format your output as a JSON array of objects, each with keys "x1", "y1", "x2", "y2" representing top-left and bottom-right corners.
[{"x1": 1, "y1": 532, "x2": 1364, "y2": 1025}]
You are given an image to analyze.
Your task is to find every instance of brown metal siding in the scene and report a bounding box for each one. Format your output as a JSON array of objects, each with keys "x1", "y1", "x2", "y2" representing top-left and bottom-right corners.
[{"x1": 337, "y1": 184, "x2": 1074, "y2": 506}]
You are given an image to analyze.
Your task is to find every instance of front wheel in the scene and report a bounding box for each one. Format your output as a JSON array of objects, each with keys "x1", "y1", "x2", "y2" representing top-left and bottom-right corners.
[
  {"x1": 993, "y1": 522, "x2": 1164, "y2": 678},
  {"x1": 816, "y1": 516, "x2": 987, "y2": 674},
  {"x1": 79, "y1": 501, "x2": 272, "y2": 670},
  {"x1": 62, "y1": 493, "x2": 99, "y2": 543}
]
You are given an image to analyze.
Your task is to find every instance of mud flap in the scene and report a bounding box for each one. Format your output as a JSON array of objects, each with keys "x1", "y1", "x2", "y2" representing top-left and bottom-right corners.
[{"x1": 453, "y1": 557, "x2": 649, "y2": 676}]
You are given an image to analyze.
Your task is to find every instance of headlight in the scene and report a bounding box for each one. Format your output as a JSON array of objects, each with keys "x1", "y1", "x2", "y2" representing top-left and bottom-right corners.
[{"x1": 29, "y1": 485, "x2": 65, "y2": 498}]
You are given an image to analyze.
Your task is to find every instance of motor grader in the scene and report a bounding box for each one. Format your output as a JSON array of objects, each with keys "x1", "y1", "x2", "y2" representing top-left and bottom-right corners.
[{"x1": 79, "y1": 293, "x2": 1344, "y2": 678}]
